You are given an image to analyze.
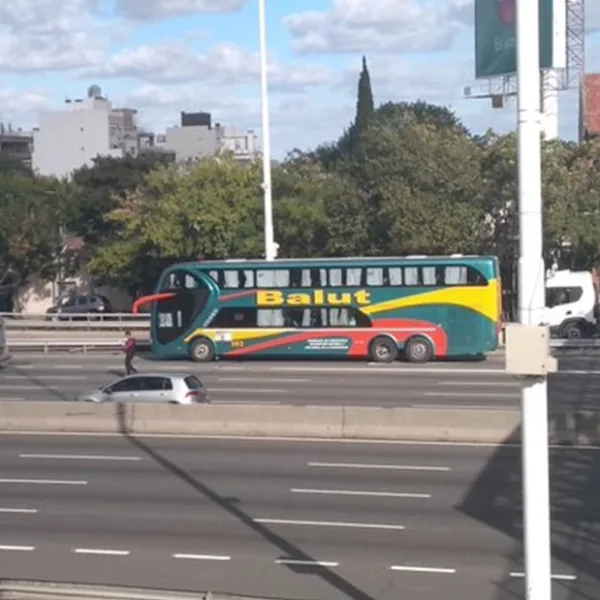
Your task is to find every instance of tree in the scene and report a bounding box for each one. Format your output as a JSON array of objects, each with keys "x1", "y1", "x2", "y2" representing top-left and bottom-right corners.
[
  {"x1": 87, "y1": 157, "x2": 263, "y2": 291},
  {"x1": 353, "y1": 56, "x2": 375, "y2": 141},
  {"x1": 66, "y1": 153, "x2": 172, "y2": 247},
  {"x1": 0, "y1": 172, "x2": 62, "y2": 293}
]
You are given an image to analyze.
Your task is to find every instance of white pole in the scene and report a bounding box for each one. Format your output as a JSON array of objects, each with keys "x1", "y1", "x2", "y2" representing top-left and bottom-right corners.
[
  {"x1": 540, "y1": 69, "x2": 559, "y2": 140},
  {"x1": 516, "y1": 0, "x2": 552, "y2": 599},
  {"x1": 258, "y1": 0, "x2": 276, "y2": 261}
]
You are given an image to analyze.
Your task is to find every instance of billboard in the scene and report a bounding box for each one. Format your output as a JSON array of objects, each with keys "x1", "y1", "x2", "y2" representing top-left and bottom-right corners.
[{"x1": 475, "y1": 0, "x2": 566, "y2": 79}]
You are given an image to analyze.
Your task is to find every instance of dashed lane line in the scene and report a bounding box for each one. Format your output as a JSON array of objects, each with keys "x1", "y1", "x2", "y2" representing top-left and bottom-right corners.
[
  {"x1": 275, "y1": 559, "x2": 339, "y2": 567},
  {"x1": 73, "y1": 548, "x2": 130, "y2": 556},
  {"x1": 308, "y1": 462, "x2": 451, "y2": 472},
  {"x1": 254, "y1": 518, "x2": 406, "y2": 531},
  {"x1": 172, "y1": 554, "x2": 231, "y2": 561},
  {"x1": 0, "y1": 508, "x2": 37, "y2": 514},
  {"x1": 0, "y1": 545, "x2": 35, "y2": 551},
  {"x1": 390, "y1": 565, "x2": 456, "y2": 574},
  {"x1": 19, "y1": 454, "x2": 141, "y2": 461},
  {"x1": 0, "y1": 479, "x2": 87, "y2": 485},
  {"x1": 509, "y1": 572, "x2": 577, "y2": 581},
  {"x1": 290, "y1": 488, "x2": 431, "y2": 499}
]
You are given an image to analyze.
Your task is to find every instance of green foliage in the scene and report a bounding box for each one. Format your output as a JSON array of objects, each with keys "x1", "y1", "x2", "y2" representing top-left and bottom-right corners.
[
  {"x1": 3, "y1": 59, "x2": 600, "y2": 318},
  {"x1": 66, "y1": 153, "x2": 172, "y2": 246}
]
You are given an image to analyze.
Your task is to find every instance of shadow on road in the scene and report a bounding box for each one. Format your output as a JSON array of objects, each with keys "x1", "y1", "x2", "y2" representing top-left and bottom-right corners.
[
  {"x1": 114, "y1": 404, "x2": 377, "y2": 600},
  {"x1": 457, "y1": 387, "x2": 600, "y2": 600}
]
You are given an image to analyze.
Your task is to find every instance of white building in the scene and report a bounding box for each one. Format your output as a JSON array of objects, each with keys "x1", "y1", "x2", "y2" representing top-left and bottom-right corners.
[
  {"x1": 32, "y1": 85, "x2": 138, "y2": 179},
  {"x1": 164, "y1": 112, "x2": 257, "y2": 164}
]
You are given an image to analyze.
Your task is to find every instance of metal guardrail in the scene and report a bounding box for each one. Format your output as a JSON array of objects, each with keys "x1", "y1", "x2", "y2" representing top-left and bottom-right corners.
[{"x1": 1, "y1": 312, "x2": 149, "y2": 330}]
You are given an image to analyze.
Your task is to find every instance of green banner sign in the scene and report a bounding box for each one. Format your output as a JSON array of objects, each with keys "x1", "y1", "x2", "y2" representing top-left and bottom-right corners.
[{"x1": 475, "y1": 0, "x2": 558, "y2": 79}]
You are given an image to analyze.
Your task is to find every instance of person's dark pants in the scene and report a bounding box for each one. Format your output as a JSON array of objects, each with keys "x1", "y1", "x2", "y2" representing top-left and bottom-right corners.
[{"x1": 125, "y1": 352, "x2": 137, "y2": 375}]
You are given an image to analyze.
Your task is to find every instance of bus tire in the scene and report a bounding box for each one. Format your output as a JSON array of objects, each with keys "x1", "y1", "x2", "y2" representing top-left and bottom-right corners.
[
  {"x1": 189, "y1": 337, "x2": 215, "y2": 362},
  {"x1": 405, "y1": 336, "x2": 434, "y2": 363},
  {"x1": 369, "y1": 336, "x2": 398, "y2": 363}
]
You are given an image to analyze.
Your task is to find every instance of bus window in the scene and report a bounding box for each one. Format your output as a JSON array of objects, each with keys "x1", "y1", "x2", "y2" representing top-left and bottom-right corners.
[
  {"x1": 346, "y1": 268, "x2": 362, "y2": 286},
  {"x1": 241, "y1": 270, "x2": 255, "y2": 288},
  {"x1": 210, "y1": 307, "x2": 256, "y2": 327},
  {"x1": 445, "y1": 266, "x2": 468, "y2": 285},
  {"x1": 389, "y1": 267, "x2": 402, "y2": 285},
  {"x1": 329, "y1": 268, "x2": 343, "y2": 287},
  {"x1": 422, "y1": 267, "x2": 437, "y2": 286},
  {"x1": 404, "y1": 267, "x2": 419, "y2": 285},
  {"x1": 257, "y1": 309, "x2": 285, "y2": 327},
  {"x1": 154, "y1": 269, "x2": 210, "y2": 345},
  {"x1": 223, "y1": 270, "x2": 239, "y2": 288},
  {"x1": 366, "y1": 267, "x2": 383, "y2": 286}
]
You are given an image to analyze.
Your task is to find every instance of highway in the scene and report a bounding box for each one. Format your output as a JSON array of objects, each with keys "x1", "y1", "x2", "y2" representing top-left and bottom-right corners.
[
  {"x1": 0, "y1": 435, "x2": 595, "y2": 599},
  {"x1": 1, "y1": 352, "x2": 600, "y2": 410}
]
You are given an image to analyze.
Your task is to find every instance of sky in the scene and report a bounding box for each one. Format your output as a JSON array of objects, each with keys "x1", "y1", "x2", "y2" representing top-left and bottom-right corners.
[{"x1": 0, "y1": 0, "x2": 599, "y2": 158}]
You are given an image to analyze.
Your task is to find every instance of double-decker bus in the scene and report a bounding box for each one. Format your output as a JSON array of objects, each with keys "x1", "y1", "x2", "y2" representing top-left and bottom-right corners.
[{"x1": 133, "y1": 255, "x2": 502, "y2": 363}]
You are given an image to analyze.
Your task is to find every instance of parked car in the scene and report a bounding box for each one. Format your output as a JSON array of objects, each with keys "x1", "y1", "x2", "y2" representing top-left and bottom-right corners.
[
  {"x1": 46, "y1": 293, "x2": 113, "y2": 321},
  {"x1": 76, "y1": 373, "x2": 209, "y2": 404}
]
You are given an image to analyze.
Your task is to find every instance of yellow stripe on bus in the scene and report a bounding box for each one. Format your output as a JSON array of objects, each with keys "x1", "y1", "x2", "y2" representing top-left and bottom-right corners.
[
  {"x1": 184, "y1": 329, "x2": 289, "y2": 344},
  {"x1": 362, "y1": 279, "x2": 499, "y2": 322}
]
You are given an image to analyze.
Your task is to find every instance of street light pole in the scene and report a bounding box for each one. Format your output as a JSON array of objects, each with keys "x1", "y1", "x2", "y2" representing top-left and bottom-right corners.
[
  {"x1": 516, "y1": 0, "x2": 552, "y2": 597},
  {"x1": 258, "y1": 0, "x2": 276, "y2": 260}
]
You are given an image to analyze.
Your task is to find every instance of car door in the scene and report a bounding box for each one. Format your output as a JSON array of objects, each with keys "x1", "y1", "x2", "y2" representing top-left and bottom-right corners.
[
  {"x1": 139, "y1": 376, "x2": 173, "y2": 403},
  {"x1": 105, "y1": 377, "x2": 143, "y2": 402}
]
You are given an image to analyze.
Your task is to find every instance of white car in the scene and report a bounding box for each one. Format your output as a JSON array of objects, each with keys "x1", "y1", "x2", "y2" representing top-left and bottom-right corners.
[{"x1": 76, "y1": 372, "x2": 209, "y2": 404}]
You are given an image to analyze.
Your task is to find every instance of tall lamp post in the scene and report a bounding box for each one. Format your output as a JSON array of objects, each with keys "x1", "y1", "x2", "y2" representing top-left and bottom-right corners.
[
  {"x1": 516, "y1": 0, "x2": 552, "y2": 597},
  {"x1": 258, "y1": 0, "x2": 276, "y2": 260}
]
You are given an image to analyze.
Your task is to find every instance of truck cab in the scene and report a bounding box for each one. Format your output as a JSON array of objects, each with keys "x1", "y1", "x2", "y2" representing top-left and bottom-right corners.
[{"x1": 544, "y1": 270, "x2": 598, "y2": 339}]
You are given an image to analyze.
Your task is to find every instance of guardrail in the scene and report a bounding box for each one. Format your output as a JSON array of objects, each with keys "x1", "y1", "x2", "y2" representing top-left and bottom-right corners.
[{"x1": 1, "y1": 312, "x2": 149, "y2": 330}]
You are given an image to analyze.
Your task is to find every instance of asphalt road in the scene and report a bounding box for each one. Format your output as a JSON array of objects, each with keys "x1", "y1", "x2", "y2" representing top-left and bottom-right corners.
[
  {"x1": 0, "y1": 435, "x2": 596, "y2": 600},
  {"x1": 1, "y1": 352, "x2": 600, "y2": 410}
]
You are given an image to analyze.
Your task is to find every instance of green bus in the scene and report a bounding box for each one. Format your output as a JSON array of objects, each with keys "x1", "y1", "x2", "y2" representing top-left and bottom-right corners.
[{"x1": 133, "y1": 255, "x2": 502, "y2": 363}]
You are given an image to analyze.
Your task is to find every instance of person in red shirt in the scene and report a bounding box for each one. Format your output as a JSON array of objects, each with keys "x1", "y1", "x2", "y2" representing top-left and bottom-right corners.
[{"x1": 122, "y1": 330, "x2": 138, "y2": 375}]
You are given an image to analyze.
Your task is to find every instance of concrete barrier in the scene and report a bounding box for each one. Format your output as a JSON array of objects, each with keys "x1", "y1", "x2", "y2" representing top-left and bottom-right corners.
[
  {"x1": 0, "y1": 401, "x2": 599, "y2": 445},
  {"x1": 342, "y1": 406, "x2": 520, "y2": 444}
]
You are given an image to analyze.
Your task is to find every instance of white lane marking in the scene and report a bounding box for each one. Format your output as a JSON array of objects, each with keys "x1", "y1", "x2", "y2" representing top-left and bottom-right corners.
[
  {"x1": 275, "y1": 559, "x2": 339, "y2": 567},
  {"x1": 19, "y1": 454, "x2": 141, "y2": 461},
  {"x1": 425, "y1": 391, "x2": 516, "y2": 398},
  {"x1": 0, "y1": 478, "x2": 87, "y2": 485},
  {"x1": 0, "y1": 385, "x2": 58, "y2": 390},
  {"x1": 209, "y1": 388, "x2": 288, "y2": 394},
  {"x1": 3, "y1": 375, "x2": 86, "y2": 380},
  {"x1": 413, "y1": 404, "x2": 518, "y2": 410},
  {"x1": 73, "y1": 548, "x2": 130, "y2": 556},
  {"x1": 308, "y1": 462, "x2": 450, "y2": 472},
  {"x1": 0, "y1": 508, "x2": 37, "y2": 514},
  {"x1": 254, "y1": 518, "x2": 405, "y2": 530},
  {"x1": 217, "y1": 377, "x2": 309, "y2": 383},
  {"x1": 0, "y1": 545, "x2": 35, "y2": 551},
  {"x1": 291, "y1": 488, "x2": 431, "y2": 499},
  {"x1": 12, "y1": 365, "x2": 83, "y2": 370},
  {"x1": 391, "y1": 565, "x2": 456, "y2": 574},
  {"x1": 509, "y1": 572, "x2": 577, "y2": 581},
  {"x1": 439, "y1": 380, "x2": 519, "y2": 387},
  {"x1": 172, "y1": 553, "x2": 231, "y2": 561}
]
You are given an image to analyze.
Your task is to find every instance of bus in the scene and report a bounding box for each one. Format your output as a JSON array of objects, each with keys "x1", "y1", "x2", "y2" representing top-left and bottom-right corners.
[{"x1": 132, "y1": 255, "x2": 502, "y2": 363}]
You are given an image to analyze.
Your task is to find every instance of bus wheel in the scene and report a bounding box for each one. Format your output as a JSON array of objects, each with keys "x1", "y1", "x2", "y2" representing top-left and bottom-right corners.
[
  {"x1": 189, "y1": 337, "x2": 215, "y2": 362},
  {"x1": 369, "y1": 337, "x2": 398, "y2": 363},
  {"x1": 405, "y1": 336, "x2": 434, "y2": 363}
]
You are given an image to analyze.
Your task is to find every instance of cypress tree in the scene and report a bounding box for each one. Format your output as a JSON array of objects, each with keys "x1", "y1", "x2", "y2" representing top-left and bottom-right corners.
[{"x1": 354, "y1": 55, "x2": 374, "y2": 137}]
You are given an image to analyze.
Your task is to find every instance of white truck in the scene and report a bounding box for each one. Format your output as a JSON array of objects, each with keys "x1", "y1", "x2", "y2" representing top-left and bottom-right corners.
[{"x1": 544, "y1": 269, "x2": 599, "y2": 339}]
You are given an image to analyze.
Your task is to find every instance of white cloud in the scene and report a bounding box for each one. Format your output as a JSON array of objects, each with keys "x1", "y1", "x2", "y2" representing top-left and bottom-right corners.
[
  {"x1": 0, "y1": 0, "x2": 112, "y2": 72},
  {"x1": 114, "y1": 0, "x2": 246, "y2": 21},
  {"x1": 80, "y1": 42, "x2": 331, "y2": 92},
  {"x1": 284, "y1": 0, "x2": 462, "y2": 54}
]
